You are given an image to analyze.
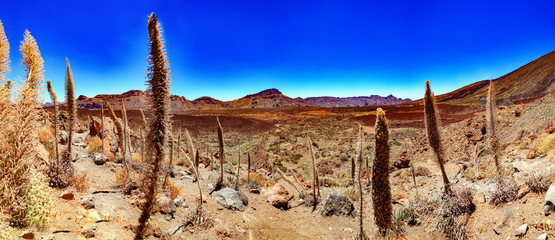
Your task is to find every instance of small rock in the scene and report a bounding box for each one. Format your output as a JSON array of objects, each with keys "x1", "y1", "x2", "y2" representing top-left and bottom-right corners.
[
  {"x1": 538, "y1": 233, "x2": 548, "y2": 240},
  {"x1": 249, "y1": 188, "x2": 261, "y2": 194},
  {"x1": 89, "y1": 116, "x2": 102, "y2": 136},
  {"x1": 81, "y1": 196, "x2": 95, "y2": 209},
  {"x1": 343, "y1": 228, "x2": 353, "y2": 232},
  {"x1": 174, "y1": 196, "x2": 187, "y2": 208},
  {"x1": 61, "y1": 191, "x2": 75, "y2": 200},
  {"x1": 155, "y1": 194, "x2": 176, "y2": 214},
  {"x1": 265, "y1": 184, "x2": 291, "y2": 210},
  {"x1": 317, "y1": 190, "x2": 355, "y2": 217},
  {"x1": 59, "y1": 131, "x2": 68, "y2": 145},
  {"x1": 213, "y1": 187, "x2": 245, "y2": 211},
  {"x1": 393, "y1": 157, "x2": 410, "y2": 169},
  {"x1": 517, "y1": 184, "x2": 530, "y2": 199},
  {"x1": 545, "y1": 184, "x2": 555, "y2": 216},
  {"x1": 91, "y1": 152, "x2": 107, "y2": 165},
  {"x1": 515, "y1": 224, "x2": 528, "y2": 237},
  {"x1": 212, "y1": 223, "x2": 232, "y2": 237},
  {"x1": 72, "y1": 137, "x2": 87, "y2": 148},
  {"x1": 81, "y1": 226, "x2": 96, "y2": 238},
  {"x1": 21, "y1": 231, "x2": 34, "y2": 239},
  {"x1": 486, "y1": 178, "x2": 496, "y2": 185},
  {"x1": 493, "y1": 207, "x2": 514, "y2": 235}
]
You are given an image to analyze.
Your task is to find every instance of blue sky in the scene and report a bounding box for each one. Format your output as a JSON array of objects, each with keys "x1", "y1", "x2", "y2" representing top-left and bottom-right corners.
[{"x1": 1, "y1": 0, "x2": 554, "y2": 101}]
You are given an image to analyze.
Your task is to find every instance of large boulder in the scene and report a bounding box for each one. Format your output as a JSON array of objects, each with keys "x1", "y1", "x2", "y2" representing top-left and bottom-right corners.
[
  {"x1": 544, "y1": 184, "x2": 555, "y2": 216},
  {"x1": 89, "y1": 116, "x2": 102, "y2": 136},
  {"x1": 265, "y1": 184, "x2": 291, "y2": 210},
  {"x1": 317, "y1": 190, "x2": 354, "y2": 217},
  {"x1": 212, "y1": 187, "x2": 245, "y2": 211}
]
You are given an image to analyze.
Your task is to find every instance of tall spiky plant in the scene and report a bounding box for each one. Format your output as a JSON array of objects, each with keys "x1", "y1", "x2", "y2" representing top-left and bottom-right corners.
[
  {"x1": 424, "y1": 80, "x2": 451, "y2": 193},
  {"x1": 372, "y1": 108, "x2": 392, "y2": 235},
  {"x1": 308, "y1": 136, "x2": 320, "y2": 209},
  {"x1": 0, "y1": 20, "x2": 9, "y2": 84},
  {"x1": 247, "y1": 152, "x2": 251, "y2": 187},
  {"x1": 107, "y1": 102, "x2": 128, "y2": 175},
  {"x1": 122, "y1": 100, "x2": 129, "y2": 161},
  {"x1": 356, "y1": 125, "x2": 366, "y2": 239},
  {"x1": 214, "y1": 116, "x2": 225, "y2": 192},
  {"x1": 235, "y1": 144, "x2": 241, "y2": 190},
  {"x1": 65, "y1": 58, "x2": 76, "y2": 163},
  {"x1": 1, "y1": 30, "x2": 52, "y2": 226},
  {"x1": 46, "y1": 80, "x2": 59, "y2": 168},
  {"x1": 101, "y1": 103, "x2": 105, "y2": 153},
  {"x1": 140, "y1": 108, "x2": 147, "y2": 162},
  {"x1": 486, "y1": 77, "x2": 501, "y2": 176},
  {"x1": 136, "y1": 13, "x2": 172, "y2": 239}
]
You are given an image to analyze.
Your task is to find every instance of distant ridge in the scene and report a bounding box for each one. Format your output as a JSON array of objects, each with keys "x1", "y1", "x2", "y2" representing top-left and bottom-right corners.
[{"x1": 69, "y1": 88, "x2": 411, "y2": 110}]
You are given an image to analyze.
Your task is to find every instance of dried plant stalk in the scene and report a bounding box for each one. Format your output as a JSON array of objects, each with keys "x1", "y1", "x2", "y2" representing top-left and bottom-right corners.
[
  {"x1": 424, "y1": 80, "x2": 451, "y2": 193},
  {"x1": 46, "y1": 80, "x2": 59, "y2": 165},
  {"x1": 356, "y1": 125, "x2": 366, "y2": 239},
  {"x1": 101, "y1": 103, "x2": 104, "y2": 153},
  {"x1": 235, "y1": 145, "x2": 241, "y2": 190},
  {"x1": 136, "y1": 12, "x2": 172, "y2": 239},
  {"x1": 308, "y1": 136, "x2": 320, "y2": 209},
  {"x1": 107, "y1": 102, "x2": 129, "y2": 176},
  {"x1": 486, "y1": 77, "x2": 501, "y2": 176},
  {"x1": 372, "y1": 108, "x2": 392, "y2": 234}
]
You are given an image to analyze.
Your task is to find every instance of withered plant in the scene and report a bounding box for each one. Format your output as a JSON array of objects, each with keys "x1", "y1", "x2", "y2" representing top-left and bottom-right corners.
[{"x1": 372, "y1": 108, "x2": 392, "y2": 235}]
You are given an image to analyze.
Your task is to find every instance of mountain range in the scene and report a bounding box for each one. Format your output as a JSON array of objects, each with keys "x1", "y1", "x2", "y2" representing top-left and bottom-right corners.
[{"x1": 72, "y1": 88, "x2": 412, "y2": 111}]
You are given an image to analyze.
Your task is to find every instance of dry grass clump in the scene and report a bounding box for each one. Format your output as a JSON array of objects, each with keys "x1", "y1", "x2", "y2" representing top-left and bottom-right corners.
[
  {"x1": 489, "y1": 177, "x2": 519, "y2": 206},
  {"x1": 249, "y1": 172, "x2": 276, "y2": 187},
  {"x1": 345, "y1": 188, "x2": 358, "y2": 201},
  {"x1": 526, "y1": 174, "x2": 552, "y2": 193},
  {"x1": 72, "y1": 172, "x2": 90, "y2": 192},
  {"x1": 87, "y1": 136, "x2": 102, "y2": 153},
  {"x1": 183, "y1": 202, "x2": 214, "y2": 229},
  {"x1": 38, "y1": 124, "x2": 54, "y2": 143},
  {"x1": 132, "y1": 152, "x2": 143, "y2": 163},
  {"x1": 530, "y1": 134, "x2": 555, "y2": 157}
]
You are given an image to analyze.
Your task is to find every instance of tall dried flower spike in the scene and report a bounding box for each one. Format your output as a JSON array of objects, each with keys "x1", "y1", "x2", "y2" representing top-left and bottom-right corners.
[
  {"x1": 65, "y1": 58, "x2": 75, "y2": 161},
  {"x1": 356, "y1": 124, "x2": 366, "y2": 239},
  {"x1": 136, "y1": 12, "x2": 172, "y2": 239},
  {"x1": 216, "y1": 117, "x2": 225, "y2": 190},
  {"x1": 486, "y1": 76, "x2": 501, "y2": 176},
  {"x1": 0, "y1": 19, "x2": 9, "y2": 83},
  {"x1": 107, "y1": 102, "x2": 128, "y2": 175},
  {"x1": 46, "y1": 80, "x2": 59, "y2": 166},
  {"x1": 20, "y1": 30, "x2": 44, "y2": 93},
  {"x1": 372, "y1": 108, "x2": 392, "y2": 234},
  {"x1": 424, "y1": 80, "x2": 451, "y2": 193}
]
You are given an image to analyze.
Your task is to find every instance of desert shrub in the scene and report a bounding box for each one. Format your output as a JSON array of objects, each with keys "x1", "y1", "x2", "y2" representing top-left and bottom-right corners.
[
  {"x1": 72, "y1": 172, "x2": 89, "y2": 192},
  {"x1": 248, "y1": 179, "x2": 260, "y2": 189},
  {"x1": 22, "y1": 169, "x2": 56, "y2": 227},
  {"x1": 132, "y1": 152, "x2": 142, "y2": 163},
  {"x1": 489, "y1": 177, "x2": 518, "y2": 206},
  {"x1": 87, "y1": 136, "x2": 102, "y2": 153},
  {"x1": 167, "y1": 180, "x2": 181, "y2": 199},
  {"x1": 530, "y1": 134, "x2": 555, "y2": 155},
  {"x1": 526, "y1": 174, "x2": 552, "y2": 193},
  {"x1": 340, "y1": 155, "x2": 349, "y2": 162}
]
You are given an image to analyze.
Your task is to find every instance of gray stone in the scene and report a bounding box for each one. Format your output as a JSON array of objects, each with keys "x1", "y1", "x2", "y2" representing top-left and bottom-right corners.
[
  {"x1": 155, "y1": 194, "x2": 176, "y2": 214},
  {"x1": 90, "y1": 152, "x2": 107, "y2": 165},
  {"x1": 493, "y1": 207, "x2": 514, "y2": 235},
  {"x1": 81, "y1": 196, "x2": 95, "y2": 209},
  {"x1": 265, "y1": 184, "x2": 291, "y2": 210},
  {"x1": 212, "y1": 187, "x2": 245, "y2": 211},
  {"x1": 515, "y1": 224, "x2": 528, "y2": 237},
  {"x1": 545, "y1": 184, "x2": 555, "y2": 216},
  {"x1": 317, "y1": 190, "x2": 355, "y2": 217},
  {"x1": 174, "y1": 196, "x2": 187, "y2": 208},
  {"x1": 72, "y1": 137, "x2": 87, "y2": 148},
  {"x1": 538, "y1": 233, "x2": 548, "y2": 240},
  {"x1": 81, "y1": 225, "x2": 96, "y2": 238},
  {"x1": 59, "y1": 131, "x2": 68, "y2": 145}
]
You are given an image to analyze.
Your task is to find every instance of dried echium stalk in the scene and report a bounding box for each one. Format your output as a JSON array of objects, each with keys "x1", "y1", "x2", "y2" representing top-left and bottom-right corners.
[{"x1": 372, "y1": 108, "x2": 392, "y2": 235}]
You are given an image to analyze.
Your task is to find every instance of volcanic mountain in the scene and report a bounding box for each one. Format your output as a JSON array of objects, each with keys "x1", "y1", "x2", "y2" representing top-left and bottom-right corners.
[
  {"x1": 73, "y1": 88, "x2": 411, "y2": 111},
  {"x1": 404, "y1": 50, "x2": 555, "y2": 106}
]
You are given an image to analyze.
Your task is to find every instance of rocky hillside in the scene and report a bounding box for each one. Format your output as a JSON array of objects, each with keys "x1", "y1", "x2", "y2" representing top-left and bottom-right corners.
[{"x1": 71, "y1": 88, "x2": 411, "y2": 111}]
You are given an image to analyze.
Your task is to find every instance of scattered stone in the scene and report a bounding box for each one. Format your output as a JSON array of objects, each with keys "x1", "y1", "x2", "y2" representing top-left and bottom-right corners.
[
  {"x1": 72, "y1": 137, "x2": 87, "y2": 148},
  {"x1": 249, "y1": 188, "x2": 261, "y2": 194},
  {"x1": 486, "y1": 178, "x2": 496, "y2": 185},
  {"x1": 213, "y1": 187, "x2": 245, "y2": 211},
  {"x1": 61, "y1": 191, "x2": 75, "y2": 200},
  {"x1": 155, "y1": 194, "x2": 176, "y2": 214},
  {"x1": 212, "y1": 223, "x2": 232, "y2": 237},
  {"x1": 81, "y1": 196, "x2": 95, "y2": 209},
  {"x1": 493, "y1": 207, "x2": 514, "y2": 235},
  {"x1": 545, "y1": 184, "x2": 555, "y2": 216},
  {"x1": 59, "y1": 131, "x2": 68, "y2": 145},
  {"x1": 515, "y1": 223, "x2": 528, "y2": 237},
  {"x1": 317, "y1": 190, "x2": 354, "y2": 217},
  {"x1": 538, "y1": 233, "x2": 548, "y2": 240},
  {"x1": 91, "y1": 152, "x2": 107, "y2": 165},
  {"x1": 514, "y1": 109, "x2": 522, "y2": 117},
  {"x1": 265, "y1": 184, "x2": 291, "y2": 210},
  {"x1": 81, "y1": 226, "x2": 96, "y2": 238},
  {"x1": 174, "y1": 196, "x2": 187, "y2": 208},
  {"x1": 21, "y1": 231, "x2": 34, "y2": 239},
  {"x1": 393, "y1": 157, "x2": 410, "y2": 169}
]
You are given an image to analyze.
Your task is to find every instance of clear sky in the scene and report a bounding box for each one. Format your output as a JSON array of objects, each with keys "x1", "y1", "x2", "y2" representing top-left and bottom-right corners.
[{"x1": 1, "y1": 0, "x2": 554, "y2": 101}]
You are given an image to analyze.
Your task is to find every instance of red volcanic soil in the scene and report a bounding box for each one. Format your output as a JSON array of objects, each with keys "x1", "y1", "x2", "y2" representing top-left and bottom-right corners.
[{"x1": 352, "y1": 104, "x2": 478, "y2": 128}]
